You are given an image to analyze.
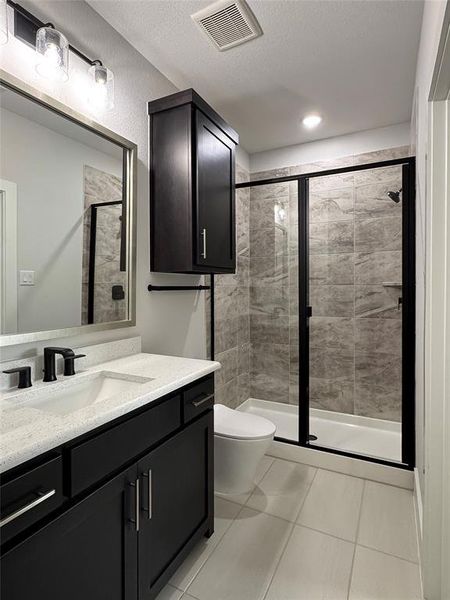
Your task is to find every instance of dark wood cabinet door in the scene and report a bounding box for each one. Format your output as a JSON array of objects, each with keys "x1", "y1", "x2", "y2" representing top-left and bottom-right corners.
[
  {"x1": 1, "y1": 465, "x2": 138, "y2": 600},
  {"x1": 195, "y1": 111, "x2": 235, "y2": 271},
  {"x1": 138, "y1": 411, "x2": 213, "y2": 599}
]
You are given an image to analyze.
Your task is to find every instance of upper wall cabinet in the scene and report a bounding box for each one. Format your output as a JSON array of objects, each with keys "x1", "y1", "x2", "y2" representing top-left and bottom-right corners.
[{"x1": 149, "y1": 89, "x2": 239, "y2": 274}]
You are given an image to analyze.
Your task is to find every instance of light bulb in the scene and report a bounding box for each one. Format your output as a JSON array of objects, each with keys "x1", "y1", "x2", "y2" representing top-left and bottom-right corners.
[
  {"x1": 35, "y1": 27, "x2": 69, "y2": 82},
  {"x1": 302, "y1": 114, "x2": 322, "y2": 129}
]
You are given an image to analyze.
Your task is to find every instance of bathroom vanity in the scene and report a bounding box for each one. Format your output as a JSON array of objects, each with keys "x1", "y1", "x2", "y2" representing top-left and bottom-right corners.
[{"x1": 0, "y1": 352, "x2": 219, "y2": 600}]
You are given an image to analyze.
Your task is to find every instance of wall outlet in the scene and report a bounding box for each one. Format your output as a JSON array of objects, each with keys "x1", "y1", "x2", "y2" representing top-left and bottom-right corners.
[{"x1": 19, "y1": 270, "x2": 35, "y2": 286}]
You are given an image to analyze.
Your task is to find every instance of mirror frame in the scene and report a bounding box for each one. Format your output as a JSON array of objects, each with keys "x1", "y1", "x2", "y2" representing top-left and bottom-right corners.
[{"x1": 0, "y1": 70, "x2": 137, "y2": 347}]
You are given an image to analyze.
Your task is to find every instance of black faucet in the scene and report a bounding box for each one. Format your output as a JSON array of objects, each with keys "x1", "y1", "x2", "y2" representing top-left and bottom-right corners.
[
  {"x1": 42, "y1": 347, "x2": 86, "y2": 382},
  {"x1": 3, "y1": 366, "x2": 32, "y2": 389}
]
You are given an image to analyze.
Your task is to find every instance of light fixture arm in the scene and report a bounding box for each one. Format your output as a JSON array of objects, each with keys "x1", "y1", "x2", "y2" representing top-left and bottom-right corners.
[{"x1": 6, "y1": 0, "x2": 103, "y2": 67}]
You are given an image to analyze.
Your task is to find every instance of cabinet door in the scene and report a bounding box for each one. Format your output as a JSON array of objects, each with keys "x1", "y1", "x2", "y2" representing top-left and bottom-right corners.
[
  {"x1": 138, "y1": 411, "x2": 213, "y2": 599},
  {"x1": 195, "y1": 110, "x2": 235, "y2": 271},
  {"x1": 1, "y1": 465, "x2": 138, "y2": 600}
]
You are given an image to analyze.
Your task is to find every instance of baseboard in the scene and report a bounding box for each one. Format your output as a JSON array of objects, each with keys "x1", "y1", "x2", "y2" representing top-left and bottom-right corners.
[{"x1": 268, "y1": 440, "x2": 414, "y2": 489}]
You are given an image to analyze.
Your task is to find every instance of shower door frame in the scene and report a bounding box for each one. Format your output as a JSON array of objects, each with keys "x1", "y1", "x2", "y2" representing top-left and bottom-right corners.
[{"x1": 236, "y1": 156, "x2": 416, "y2": 470}]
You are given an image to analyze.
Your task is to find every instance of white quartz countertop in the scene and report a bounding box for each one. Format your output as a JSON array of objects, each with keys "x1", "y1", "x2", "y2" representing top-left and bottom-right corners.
[{"x1": 0, "y1": 353, "x2": 221, "y2": 474}]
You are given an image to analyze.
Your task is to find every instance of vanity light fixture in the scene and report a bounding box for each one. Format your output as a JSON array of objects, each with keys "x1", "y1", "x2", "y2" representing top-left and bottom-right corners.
[
  {"x1": 302, "y1": 114, "x2": 322, "y2": 129},
  {"x1": 0, "y1": 0, "x2": 8, "y2": 45},
  {"x1": 6, "y1": 0, "x2": 115, "y2": 108},
  {"x1": 35, "y1": 26, "x2": 69, "y2": 82},
  {"x1": 88, "y1": 63, "x2": 114, "y2": 110}
]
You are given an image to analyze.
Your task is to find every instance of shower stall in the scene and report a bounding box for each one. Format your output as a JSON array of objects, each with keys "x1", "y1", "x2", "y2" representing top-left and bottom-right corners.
[{"x1": 231, "y1": 155, "x2": 415, "y2": 468}]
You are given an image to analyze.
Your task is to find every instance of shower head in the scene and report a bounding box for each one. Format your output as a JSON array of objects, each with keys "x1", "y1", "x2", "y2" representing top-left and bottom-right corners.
[{"x1": 387, "y1": 188, "x2": 402, "y2": 203}]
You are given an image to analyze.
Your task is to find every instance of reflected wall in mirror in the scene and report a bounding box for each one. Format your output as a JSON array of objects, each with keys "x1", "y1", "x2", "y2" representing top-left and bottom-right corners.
[{"x1": 0, "y1": 73, "x2": 136, "y2": 344}]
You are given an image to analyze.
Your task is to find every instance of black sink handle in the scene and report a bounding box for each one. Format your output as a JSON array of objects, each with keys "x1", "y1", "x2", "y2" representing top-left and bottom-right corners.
[{"x1": 63, "y1": 354, "x2": 86, "y2": 376}]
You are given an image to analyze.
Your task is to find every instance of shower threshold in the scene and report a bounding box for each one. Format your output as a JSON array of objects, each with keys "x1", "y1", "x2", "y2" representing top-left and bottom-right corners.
[{"x1": 238, "y1": 398, "x2": 402, "y2": 463}]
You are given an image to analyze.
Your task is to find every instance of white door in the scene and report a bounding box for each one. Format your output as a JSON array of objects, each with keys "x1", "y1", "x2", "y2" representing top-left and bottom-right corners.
[{"x1": 0, "y1": 179, "x2": 18, "y2": 334}]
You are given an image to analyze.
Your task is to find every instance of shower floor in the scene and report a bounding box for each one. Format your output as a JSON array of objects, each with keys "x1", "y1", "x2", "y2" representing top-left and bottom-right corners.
[{"x1": 238, "y1": 398, "x2": 402, "y2": 463}]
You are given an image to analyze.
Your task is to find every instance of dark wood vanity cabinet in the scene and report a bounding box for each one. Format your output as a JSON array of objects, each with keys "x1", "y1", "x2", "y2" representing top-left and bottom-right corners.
[
  {"x1": 149, "y1": 89, "x2": 239, "y2": 274},
  {"x1": 0, "y1": 375, "x2": 214, "y2": 600}
]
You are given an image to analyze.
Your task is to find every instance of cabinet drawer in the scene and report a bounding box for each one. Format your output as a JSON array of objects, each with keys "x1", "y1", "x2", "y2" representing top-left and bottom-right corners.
[
  {"x1": 68, "y1": 395, "x2": 181, "y2": 497},
  {"x1": 0, "y1": 453, "x2": 64, "y2": 545},
  {"x1": 183, "y1": 376, "x2": 214, "y2": 424}
]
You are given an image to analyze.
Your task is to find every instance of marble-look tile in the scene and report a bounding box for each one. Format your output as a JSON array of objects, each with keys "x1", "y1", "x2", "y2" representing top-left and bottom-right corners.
[
  {"x1": 309, "y1": 170, "x2": 355, "y2": 192},
  {"x1": 187, "y1": 508, "x2": 293, "y2": 600},
  {"x1": 355, "y1": 285, "x2": 402, "y2": 319},
  {"x1": 251, "y1": 167, "x2": 290, "y2": 181},
  {"x1": 237, "y1": 314, "x2": 250, "y2": 347},
  {"x1": 238, "y1": 341, "x2": 250, "y2": 374},
  {"x1": 298, "y1": 469, "x2": 364, "y2": 541},
  {"x1": 250, "y1": 227, "x2": 289, "y2": 258},
  {"x1": 309, "y1": 221, "x2": 354, "y2": 254},
  {"x1": 355, "y1": 318, "x2": 402, "y2": 356},
  {"x1": 250, "y1": 196, "x2": 289, "y2": 230},
  {"x1": 236, "y1": 165, "x2": 250, "y2": 185},
  {"x1": 355, "y1": 251, "x2": 402, "y2": 285},
  {"x1": 250, "y1": 314, "x2": 290, "y2": 344},
  {"x1": 215, "y1": 377, "x2": 238, "y2": 409},
  {"x1": 349, "y1": 546, "x2": 422, "y2": 600},
  {"x1": 354, "y1": 353, "x2": 401, "y2": 421},
  {"x1": 355, "y1": 216, "x2": 402, "y2": 252},
  {"x1": 309, "y1": 187, "x2": 354, "y2": 223},
  {"x1": 355, "y1": 182, "x2": 403, "y2": 219},
  {"x1": 310, "y1": 347, "x2": 354, "y2": 414},
  {"x1": 214, "y1": 317, "x2": 238, "y2": 354},
  {"x1": 250, "y1": 181, "x2": 290, "y2": 200},
  {"x1": 288, "y1": 254, "x2": 298, "y2": 288},
  {"x1": 250, "y1": 286, "x2": 289, "y2": 317},
  {"x1": 214, "y1": 286, "x2": 241, "y2": 322},
  {"x1": 309, "y1": 285, "x2": 354, "y2": 317},
  {"x1": 265, "y1": 525, "x2": 354, "y2": 600},
  {"x1": 353, "y1": 164, "x2": 402, "y2": 186},
  {"x1": 358, "y1": 481, "x2": 418, "y2": 562},
  {"x1": 84, "y1": 165, "x2": 122, "y2": 201},
  {"x1": 310, "y1": 317, "x2": 354, "y2": 350},
  {"x1": 214, "y1": 347, "x2": 238, "y2": 387},
  {"x1": 94, "y1": 255, "x2": 126, "y2": 285},
  {"x1": 309, "y1": 254, "x2": 354, "y2": 285},
  {"x1": 250, "y1": 255, "x2": 288, "y2": 286},
  {"x1": 237, "y1": 373, "x2": 250, "y2": 405},
  {"x1": 247, "y1": 459, "x2": 316, "y2": 521},
  {"x1": 352, "y1": 146, "x2": 410, "y2": 166},
  {"x1": 250, "y1": 343, "x2": 289, "y2": 403}
]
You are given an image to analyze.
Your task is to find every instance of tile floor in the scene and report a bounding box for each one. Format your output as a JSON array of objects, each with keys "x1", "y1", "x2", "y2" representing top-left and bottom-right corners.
[{"x1": 156, "y1": 456, "x2": 422, "y2": 600}]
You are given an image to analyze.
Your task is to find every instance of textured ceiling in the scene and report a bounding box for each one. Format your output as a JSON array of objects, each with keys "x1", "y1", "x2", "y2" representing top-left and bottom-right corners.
[{"x1": 89, "y1": 0, "x2": 423, "y2": 153}]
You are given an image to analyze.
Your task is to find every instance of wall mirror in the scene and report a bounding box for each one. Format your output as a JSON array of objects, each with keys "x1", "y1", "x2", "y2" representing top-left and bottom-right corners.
[{"x1": 0, "y1": 71, "x2": 137, "y2": 346}]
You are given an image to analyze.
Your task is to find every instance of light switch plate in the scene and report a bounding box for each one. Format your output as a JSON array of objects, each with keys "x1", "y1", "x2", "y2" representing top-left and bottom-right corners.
[{"x1": 19, "y1": 270, "x2": 35, "y2": 286}]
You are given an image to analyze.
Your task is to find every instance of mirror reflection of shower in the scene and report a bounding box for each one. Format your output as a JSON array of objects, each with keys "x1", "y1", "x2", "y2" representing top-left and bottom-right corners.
[{"x1": 387, "y1": 188, "x2": 402, "y2": 203}]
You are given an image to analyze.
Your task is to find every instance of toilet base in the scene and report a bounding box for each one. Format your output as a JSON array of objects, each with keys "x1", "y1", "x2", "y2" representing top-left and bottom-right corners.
[{"x1": 214, "y1": 433, "x2": 273, "y2": 496}]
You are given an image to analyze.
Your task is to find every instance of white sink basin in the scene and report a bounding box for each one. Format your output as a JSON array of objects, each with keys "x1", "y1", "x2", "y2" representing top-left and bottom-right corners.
[{"x1": 5, "y1": 372, "x2": 153, "y2": 416}]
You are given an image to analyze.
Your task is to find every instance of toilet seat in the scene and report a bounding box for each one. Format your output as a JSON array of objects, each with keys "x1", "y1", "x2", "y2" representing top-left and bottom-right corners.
[{"x1": 214, "y1": 404, "x2": 276, "y2": 441}]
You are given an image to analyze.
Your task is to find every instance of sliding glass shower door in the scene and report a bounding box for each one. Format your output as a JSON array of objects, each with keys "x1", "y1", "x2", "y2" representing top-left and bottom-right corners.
[{"x1": 300, "y1": 159, "x2": 415, "y2": 465}]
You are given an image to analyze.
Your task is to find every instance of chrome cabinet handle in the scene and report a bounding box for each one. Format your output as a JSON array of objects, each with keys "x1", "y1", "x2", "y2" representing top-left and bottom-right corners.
[
  {"x1": 128, "y1": 479, "x2": 139, "y2": 532},
  {"x1": 0, "y1": 489, "x2": 56, "y2": 528},
  {"x1": 201, "y1": 228, "x2": 207, "y2": 259},
  {"x1": 192, "y1": 393, "x2": 214, "y2": 408},
  {"x1": 142, "y1": 470, "x2": 152, "y2": 519}
]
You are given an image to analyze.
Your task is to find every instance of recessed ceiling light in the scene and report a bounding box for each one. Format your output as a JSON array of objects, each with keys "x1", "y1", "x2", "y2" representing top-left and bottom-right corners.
[{"x1": 302, "y1": 114, "x2": 322, "y2": 129}]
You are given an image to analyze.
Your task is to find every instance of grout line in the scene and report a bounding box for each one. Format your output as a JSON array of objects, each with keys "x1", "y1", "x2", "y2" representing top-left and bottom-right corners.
[
  {"x1": 260, "y1": 517, "x2": 297, "y2": 600},
  {"x1": 346, "y1": 479, "x2": 366, "y2": 600},
  {"x1": 355, "y1": 543, "x2": 420, "y2": 566},
  {"x1": 292, "y1": 465, "x2": 319, "y2": 523}
]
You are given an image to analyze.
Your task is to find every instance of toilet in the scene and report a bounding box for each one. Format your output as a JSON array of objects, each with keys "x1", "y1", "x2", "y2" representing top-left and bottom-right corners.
[{"x1": 214, "y1": 404, "x2": 276, "y2": 495}]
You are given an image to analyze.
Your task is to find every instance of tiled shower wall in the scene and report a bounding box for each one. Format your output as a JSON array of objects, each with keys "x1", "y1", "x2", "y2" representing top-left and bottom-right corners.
[
  {"x1": 213, "y1": 164, "x2": 251, "y2": 408},
  {"x1": 248, "y1": 146, "x2": 410, "y2": 421}
]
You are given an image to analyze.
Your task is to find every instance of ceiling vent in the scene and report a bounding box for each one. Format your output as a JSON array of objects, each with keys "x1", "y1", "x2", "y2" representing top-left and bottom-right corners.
[{"x1": 191, "y1": 0, "x2": 263, "y2": 52}]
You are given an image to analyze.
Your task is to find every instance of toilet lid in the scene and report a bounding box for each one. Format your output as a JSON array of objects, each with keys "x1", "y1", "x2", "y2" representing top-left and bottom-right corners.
[{"x1": 214, "y1": 404, "x2": 276, "y2": 440}]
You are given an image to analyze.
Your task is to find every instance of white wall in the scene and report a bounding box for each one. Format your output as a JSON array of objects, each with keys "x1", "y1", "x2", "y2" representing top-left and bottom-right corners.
[
  {"x1": 411, "y1": 0, "x2": 448, "y2": 513},
  {"x1": 250, "y1": 122, "x2": 411, "y2": 173},
  {"x1": 1, "y1": 106, "x2": 122, "y2": 333},
  {"x1": 0, "y1": 0, "x2": 209, "y2": 361}
]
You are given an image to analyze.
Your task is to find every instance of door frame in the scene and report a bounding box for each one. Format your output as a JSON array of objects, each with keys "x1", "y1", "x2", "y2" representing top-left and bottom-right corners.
[
  {"x1": 236, "y1": 156, "x2": 416, "y2": 469},
  {"x1": 0, "y1": 179, "x2": 18, "y2": 335}
]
